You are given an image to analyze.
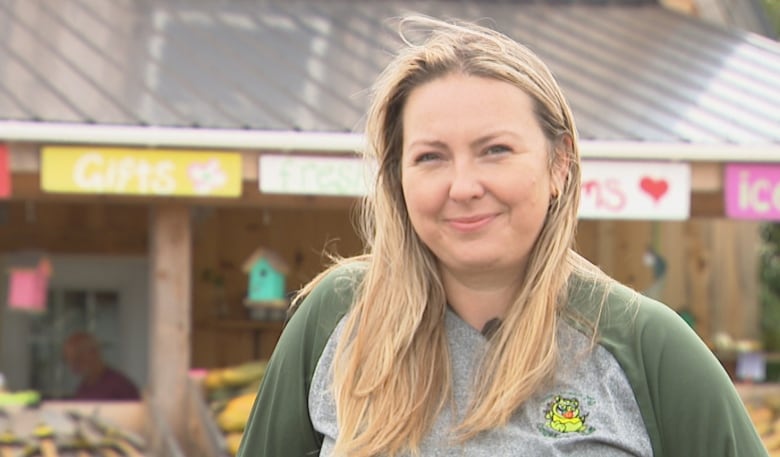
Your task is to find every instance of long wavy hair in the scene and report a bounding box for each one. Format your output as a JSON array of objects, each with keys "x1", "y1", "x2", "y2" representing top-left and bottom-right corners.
[{"x1": 297, "y1": 15, "x2": 590, "y2": 457}]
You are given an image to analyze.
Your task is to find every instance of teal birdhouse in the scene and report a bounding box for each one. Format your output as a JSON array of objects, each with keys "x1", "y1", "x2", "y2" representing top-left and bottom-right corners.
[{"x1": 242, "y1": 247, "x2": 290, "y2": 307}]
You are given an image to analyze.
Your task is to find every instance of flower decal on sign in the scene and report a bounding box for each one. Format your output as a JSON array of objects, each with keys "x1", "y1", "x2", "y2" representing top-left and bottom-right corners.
[{"x1": 188, "y1": 159, "x2": 228, "y2": 194}]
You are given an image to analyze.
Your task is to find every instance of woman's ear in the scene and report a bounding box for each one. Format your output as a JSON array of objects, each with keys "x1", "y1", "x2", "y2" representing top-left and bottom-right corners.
[{"x1": 550, "y1": 134, "x2": 572, "y2": 197}]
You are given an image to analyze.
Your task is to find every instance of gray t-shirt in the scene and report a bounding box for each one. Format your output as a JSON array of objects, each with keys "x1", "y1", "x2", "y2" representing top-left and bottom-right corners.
[{"x1": 309, "y1": 308, "x2": 652, "y2": 456}]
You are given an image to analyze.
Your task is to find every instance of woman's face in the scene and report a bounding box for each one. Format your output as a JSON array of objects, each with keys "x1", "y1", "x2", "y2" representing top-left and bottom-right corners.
[{"x1": 400, "y1": 74, "x2": 562, "y2": 280}]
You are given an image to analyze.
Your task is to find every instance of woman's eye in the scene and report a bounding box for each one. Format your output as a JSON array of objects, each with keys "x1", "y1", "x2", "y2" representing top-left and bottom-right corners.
[
  {"x1": 415, "y1": 152, "x2": 441, "y2": 163},
  {"x1": 486, "y1": 145, "x2": 511, "y2": 155}
]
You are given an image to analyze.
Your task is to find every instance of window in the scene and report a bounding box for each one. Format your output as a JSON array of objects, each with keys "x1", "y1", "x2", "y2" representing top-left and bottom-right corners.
[{"x1": 28, "y1": 289, "x2": 120, "y2": 399}]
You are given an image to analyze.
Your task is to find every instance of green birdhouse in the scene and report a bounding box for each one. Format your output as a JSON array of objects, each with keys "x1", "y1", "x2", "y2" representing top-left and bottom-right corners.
[{"x1": 242, "y1": 247, "x2": 290, "y2": 308}]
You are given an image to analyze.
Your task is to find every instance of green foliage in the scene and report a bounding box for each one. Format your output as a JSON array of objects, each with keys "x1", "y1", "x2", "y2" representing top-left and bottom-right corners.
[
  {"x1": 764, "y1": 0, "x2": 780, "y2": 35},
  {"x1": 760, "y1": 223, "x2": 780, "y2": 350}
]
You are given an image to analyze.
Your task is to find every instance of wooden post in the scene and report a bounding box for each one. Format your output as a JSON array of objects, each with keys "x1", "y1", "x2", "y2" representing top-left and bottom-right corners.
[
  {"x1": 685, "y1": 221, "x2": 712, "y2": 344},
  {"x1": 710, "y1": 221, "x2": 733, "y2": 339},
  {"x1": 735, "y1": 221, "x2": 761, "y2": 341},
  {"x1": 659, "y1": 222, "x2": 686, "y2": 310},
  {"x1": 149, "y1": 205, "x2": 191, "y2": 442},
  {"x1": 596, "y1": 221, "x2": 615, "y2": 275}
]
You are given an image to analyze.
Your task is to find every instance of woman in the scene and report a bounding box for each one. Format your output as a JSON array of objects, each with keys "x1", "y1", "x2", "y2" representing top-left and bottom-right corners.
[{"x1": 238, "y1": 16, "x2": 766, "y2": 457}]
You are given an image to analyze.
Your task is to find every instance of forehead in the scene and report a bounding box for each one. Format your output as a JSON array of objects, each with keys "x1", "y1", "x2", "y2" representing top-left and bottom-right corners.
[{"x1": 401, "y1": 74, "x2": 542, "y2": 140}]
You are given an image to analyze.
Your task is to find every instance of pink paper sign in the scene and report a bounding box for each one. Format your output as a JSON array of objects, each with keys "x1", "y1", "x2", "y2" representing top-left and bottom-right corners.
[
  {"x1": 725, "y1": 164, "x2": 780, "y2": 221},
  {"x1": 0, "y1": 144, "x2": 9, "y2": 198},
  {"x1": 7, "y1": 269, "x2": 48, "y2": 312}
]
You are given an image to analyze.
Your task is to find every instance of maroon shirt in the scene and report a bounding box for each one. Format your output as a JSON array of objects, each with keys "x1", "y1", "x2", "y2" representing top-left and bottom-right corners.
[{"x1": 74, "y1": 367, "x2": 140, "y2": 400}]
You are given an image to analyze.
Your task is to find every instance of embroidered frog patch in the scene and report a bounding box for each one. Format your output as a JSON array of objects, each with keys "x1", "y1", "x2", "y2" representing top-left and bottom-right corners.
[{"x1": 540, "y1": 395, "x2": 595, "y2": 436}]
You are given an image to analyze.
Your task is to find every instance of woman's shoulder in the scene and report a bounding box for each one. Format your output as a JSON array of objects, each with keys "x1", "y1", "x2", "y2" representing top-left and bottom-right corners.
[
  {"x1": 288, "y1": 258, "x2": 367, "y2": 325},
  {"x1": 566, "y1": 272, "x2": 697, "y2": 345},
  {"x1": 269, "y1": 259, "x2": 367, "y2": 381},
  {"x1": 565, "y1": 272, "x2": 721, "y2": 386}
]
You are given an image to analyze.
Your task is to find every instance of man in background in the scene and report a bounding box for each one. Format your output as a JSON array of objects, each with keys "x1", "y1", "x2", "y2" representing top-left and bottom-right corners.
[{"x1": 62, "y1": 331, "x2": 140, "y2": 400}]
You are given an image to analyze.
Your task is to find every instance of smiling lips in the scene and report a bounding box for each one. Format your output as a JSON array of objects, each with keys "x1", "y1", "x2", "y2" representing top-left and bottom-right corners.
[{"x1": 446, "y1": 213, "x2": 498, "y2": 232}]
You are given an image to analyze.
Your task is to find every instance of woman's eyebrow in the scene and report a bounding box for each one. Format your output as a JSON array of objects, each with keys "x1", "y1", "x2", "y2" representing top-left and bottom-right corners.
[
  {"x1": 469, "y1": 130, "x2": 522, "y2": 149},
  {"x1": 405, "y1": 139, "x2": 448, "y2": 151}
]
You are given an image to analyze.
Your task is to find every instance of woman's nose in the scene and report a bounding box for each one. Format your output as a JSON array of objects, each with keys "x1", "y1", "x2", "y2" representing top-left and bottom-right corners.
[{"x1": 448, "y1": 162, "x2": 485, "y2": 201}]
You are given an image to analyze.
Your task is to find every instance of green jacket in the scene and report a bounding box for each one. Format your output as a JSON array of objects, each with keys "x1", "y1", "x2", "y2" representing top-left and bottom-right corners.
[{"x1": 237, "y1": 264, "x2": 767, "y2": 456}]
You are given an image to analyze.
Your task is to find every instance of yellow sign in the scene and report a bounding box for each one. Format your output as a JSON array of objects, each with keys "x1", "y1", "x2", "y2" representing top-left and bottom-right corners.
[{"x1": 41, "y1": 147, "x2": 242, "y2": 197}]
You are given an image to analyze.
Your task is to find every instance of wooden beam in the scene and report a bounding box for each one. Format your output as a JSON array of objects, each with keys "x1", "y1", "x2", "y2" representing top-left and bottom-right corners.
[
  {"x1": 8, "y1": 174, "x2": 357, "y2": 210},
  {"x1": 149, "y1": 205, "x2": 191, "y2": 441},
  {"x1": 737, "y1": 221, "x2": 761, "y2": 340},
  {"x1": 685, "y1": 221, "x2": 712, "y2": 343},
  {"x1": 691, "y1": 162, "x2": 722, "y2": 192},
  {"x1": 690, "y1": 191, "x2": 725, "y2": 218},
  {"x1": 596, "y1": 220, "x2": 616, "y2": 274}
]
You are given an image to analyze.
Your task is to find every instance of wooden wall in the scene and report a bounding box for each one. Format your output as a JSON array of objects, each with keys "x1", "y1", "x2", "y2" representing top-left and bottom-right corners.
[
  {"x1": 0, "y1": 200, "x2": 364, "y2": 369},
  {"x1": 190, "y1": 204, "x2": 364, "y2": 368},
  {"x1": 0, "y1": 200, "x2": 762, "y2": 368},
  {"x1": 191, "y1": 208, "x2": 763, "y2": 366},
  {"x1": 0, "y1": 201, "x2": 148, "y2": 254},
  {"x1": 576, "y1": 219, "x2": 762, "y2": 346}
]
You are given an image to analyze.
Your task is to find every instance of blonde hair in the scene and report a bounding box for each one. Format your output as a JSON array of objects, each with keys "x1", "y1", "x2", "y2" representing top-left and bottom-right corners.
[{"x1": 297, "y1": 15, "x2": 591, "y2": 456}]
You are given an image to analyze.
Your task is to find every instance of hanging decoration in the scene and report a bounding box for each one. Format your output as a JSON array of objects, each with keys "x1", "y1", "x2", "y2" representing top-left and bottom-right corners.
[
  {"x1": 7, "y1": 257, "x2": 52, "y2": 313},
  {"x1": 242, "y1": 247, "x2": 289, "y2": 306}
]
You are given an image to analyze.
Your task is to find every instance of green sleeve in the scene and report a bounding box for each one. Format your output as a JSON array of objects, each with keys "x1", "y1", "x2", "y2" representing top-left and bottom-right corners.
[
  {"x1": 596, "y1": 285, "x2": 768, "y2": 457},
  {"x1": 236, "y1": 264, "x2": 362, "y2": 457}
]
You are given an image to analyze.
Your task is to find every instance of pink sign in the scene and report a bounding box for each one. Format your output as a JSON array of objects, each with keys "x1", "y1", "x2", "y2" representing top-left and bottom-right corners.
[
  {"x1": 0, "y1": 144, "x2": 9, "y2": 198},
  {"x1": 725, "y1": 164, "x2": 780, "y2": 220},
  {"x1": 7, "y1": 269, "x2": 48, "y2": 312},
  {"x1": 6, "y1": 258, "x2": 51, "y2": 313}
]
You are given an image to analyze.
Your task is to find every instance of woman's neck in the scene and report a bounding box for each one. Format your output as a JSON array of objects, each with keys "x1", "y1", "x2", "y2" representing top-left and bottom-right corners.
[{"x1": 441, "y1": 267, "x2": 522, "y2": 332}]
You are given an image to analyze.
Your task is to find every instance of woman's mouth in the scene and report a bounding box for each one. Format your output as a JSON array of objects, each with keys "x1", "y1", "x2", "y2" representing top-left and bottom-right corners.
[{"x1": 446, "y1": 214, "x2": 497, "y2": 232}]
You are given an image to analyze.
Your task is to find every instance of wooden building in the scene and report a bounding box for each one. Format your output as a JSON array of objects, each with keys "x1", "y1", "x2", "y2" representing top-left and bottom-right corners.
[{"x1": 0, "y1": 0, "x2": 778, "y2": 441}]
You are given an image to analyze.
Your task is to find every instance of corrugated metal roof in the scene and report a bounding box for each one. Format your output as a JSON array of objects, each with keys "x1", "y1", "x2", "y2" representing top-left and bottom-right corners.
[{"x1": 0, "y1": 0, "x2": 778, "y2": 145}]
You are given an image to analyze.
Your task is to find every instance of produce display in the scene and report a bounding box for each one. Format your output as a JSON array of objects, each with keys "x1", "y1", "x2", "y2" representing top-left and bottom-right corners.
[
  {"x1": 0, "y1": 403, "x2": 149, "y2": 457},
  {"x1": 201, "y1": 360, "x2": 267, "y2": 456},
  {"x1": 0, "y1": 390, "x2": 41, "y2": 408},
  {"x1": 740, "y1": 385, "x2": 780, "y2": 456},
  {"x1": 197, "y1": 366, "x2": 780, "y2": 455},
  {"x1": 745, "y1": 401, "x2": 780, "y2": 455}
]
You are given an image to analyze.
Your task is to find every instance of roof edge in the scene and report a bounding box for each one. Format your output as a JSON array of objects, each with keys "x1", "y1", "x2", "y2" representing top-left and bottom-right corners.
[
  {"x1": 0, "y1": 121, "x2": 365, "y2": 154},
  {"x1": 0, "y1": 121, "x2": 778, "y2": 163},
  {"x1": 580, "y1": 141, "x2": 780, "y2": 163}
]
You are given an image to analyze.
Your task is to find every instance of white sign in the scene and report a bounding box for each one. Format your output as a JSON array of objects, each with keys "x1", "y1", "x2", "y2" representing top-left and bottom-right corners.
[
  {"x1": 259, "y1": 155, "x2": 374, "y2": 197},
  {"x1": 579, "y1": 160, "x2": 690, "y2": 220},
  {"x1": 259, "y1": 155, "x2": 691, "y2": 220}
]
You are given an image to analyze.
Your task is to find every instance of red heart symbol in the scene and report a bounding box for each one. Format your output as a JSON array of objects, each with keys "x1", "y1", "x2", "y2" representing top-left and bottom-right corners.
[{"x1": 640, "y1": 177, "x2": 668, "y2": 202}]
